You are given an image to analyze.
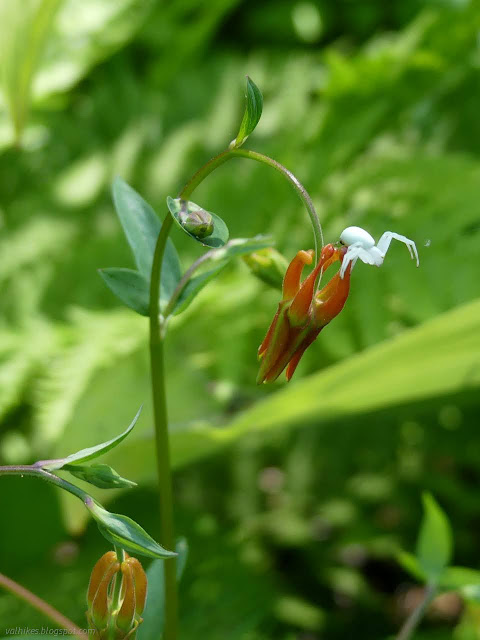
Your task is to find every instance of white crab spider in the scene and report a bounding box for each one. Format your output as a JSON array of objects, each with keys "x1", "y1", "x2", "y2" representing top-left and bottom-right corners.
[{"x1": 338, "y1": 226, "x2": 419, "y2": 279}]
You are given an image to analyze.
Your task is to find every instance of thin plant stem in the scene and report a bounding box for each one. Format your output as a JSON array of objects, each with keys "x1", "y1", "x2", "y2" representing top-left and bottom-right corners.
[
  {"x1": 396, "y1": 583, "x2": 436, "y2": 640},
  {"x1": 148, "y1": 145, "x2": 322, "y2": 640},
  {"x1": 147, "y1": 149, "x2": 235, "y2": 640},
  {"x1": 0, "y1": 571, "x2": 88, "y2": 639},
  {"x1": 230, "y1": 148, "x2": 324, "y2": 259}
]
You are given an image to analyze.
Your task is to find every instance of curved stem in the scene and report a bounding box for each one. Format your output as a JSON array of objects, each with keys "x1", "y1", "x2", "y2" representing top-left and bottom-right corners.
[
  {"x1": 148, "y1": 145, "x2": 322, "y2": 640},
  {"x1": 396, "y1": 583, "x2": 436, "y2": 640},
  {"x1": 0, "y1": 572, "x2": 88, "y2": 639},
  {"x1": 230, "y1": 148, "x2": 323, "y2": 259}
]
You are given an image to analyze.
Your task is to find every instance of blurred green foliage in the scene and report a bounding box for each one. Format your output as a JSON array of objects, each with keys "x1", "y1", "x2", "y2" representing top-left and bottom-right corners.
[{"x1": 0, "y1": 0, "x2": 480, "y2": 638}]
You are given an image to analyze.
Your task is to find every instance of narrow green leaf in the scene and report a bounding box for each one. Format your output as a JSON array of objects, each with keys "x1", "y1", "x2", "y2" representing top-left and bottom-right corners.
[
  {"x1": 173, "y1": 263, "x2": 227, "y2": 315},
  {"x1": 416, "y1": 493, "x2": 453, "y2": 583},
  {"x1": 233, "y1": 76, "x2": 263, "y2": 148},
  {"x1": 396, "y1": 550, "x2": 425, "y2": 582},
  {"x1": 98, "y1": 268, "x2": 149, "y2": 316},
  {"x1": 63, "y1": 463, "x2": 137, "y2": 489},
  {"x1": 167, "y1": 197, "x2": 229, "y2": 248},
  {"x1": 111, "y1": 178, "x2": 182, "y2": 296},
  {"x1": 209, "y1": 235, "x2": 274, "y2": 260},
  {"x1": 88, "y1": 501, "x2": 177, "y2": 560},
  {"x1": 439, "y1": 567, "x2": 480, "y2": 590},
  {"x1": 170, "y1": 236, "x2": 274, "y2": 315},
  {"x1": 137, "y1": 538, "x2": 188, "y2": 640},
  {"x1": 39, "y1": 406, "x2": 141, "y2": 470}
]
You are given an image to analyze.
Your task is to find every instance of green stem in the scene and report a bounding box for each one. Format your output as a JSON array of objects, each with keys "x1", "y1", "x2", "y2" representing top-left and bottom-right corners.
[
  {"x1": 148, "y1": 146, "x2": 322, "y2": 640},
  {"x1": 148, "y1": 149, "x2": 236, "y2": 640},
  {"x1": 395, "y1": 583, "x2": 436, "y2": 640},
  {"x1": 230, "y1": 148, "x2": 323, "y2": 260},
  {"x1": 0, "y1": 571, "x2": 88, "y2": 639}
]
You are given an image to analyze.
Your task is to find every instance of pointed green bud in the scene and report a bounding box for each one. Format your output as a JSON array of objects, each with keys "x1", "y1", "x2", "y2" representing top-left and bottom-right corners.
[
  {"x1": 243, "y1": 248, "x2": 288, "y2": 290},
  {"x1": 64, "y1": 463, "x2": 137, "y2": 489}
]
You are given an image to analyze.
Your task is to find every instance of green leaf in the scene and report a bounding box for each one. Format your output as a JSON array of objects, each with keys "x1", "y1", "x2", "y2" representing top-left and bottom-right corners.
[
  {"x1": 416, "y1": 493, "x2": 453, "y2": 583},
  {"x1": 170, "y1": 236, "x2": 274, "y2": 315},
  {"x1": 39, "y1": 406, "x2": 141, "y2": 470},
  {"x1": 101, "y1": 299, "x2": 480, "y2": 479},
  {"x1": 112, "y1": 177, "x2": 182, "y2": 299},
  {"x1": 233, "y1": 76, "x2": 263, "y2": 148},
  {"x1": 63, "y1": 463, "x2": 137, "y2": 489},
  {"x1": 173, "y1": 263, "x2": 227, "y2": 315},
  {"x1": 98, "y1": 268, "x2": 149, "y2": 316},
  {"x1": 137, "y1": 538, "x2": 188, "y2": 640},
  {"x1": 439, "y1": 567, "x2": 480, "y2": 590},
  {"x1": 167, "y1": 197, "x2": 229, "y2": 248},
  {"x1": 210, "y1": 235, "x2": 274, "y2": 260},
  {"x1": 88, "y1": 501, "x2": 177, "y2": 559},
  {"x1": 396, "y1": 550, "x2": 425, "y2": 582}
]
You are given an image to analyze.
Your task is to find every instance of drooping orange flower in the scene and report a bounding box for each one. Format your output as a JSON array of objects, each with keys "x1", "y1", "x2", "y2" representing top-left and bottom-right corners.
[{"x1": 257, "y1": 243, "x2": 351, "y2": 384}]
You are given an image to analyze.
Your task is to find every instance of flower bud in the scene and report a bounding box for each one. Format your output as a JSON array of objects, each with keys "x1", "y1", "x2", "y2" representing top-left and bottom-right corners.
[
  {"x1": 86, "y1": 550, "x2": 147, "y2": 639},
  {"x1": 181, "y1": 206, "x2": 214, "y2": 239},
  {"x1": 242, "y1": 248, "x2": 288, "y2": 290}
]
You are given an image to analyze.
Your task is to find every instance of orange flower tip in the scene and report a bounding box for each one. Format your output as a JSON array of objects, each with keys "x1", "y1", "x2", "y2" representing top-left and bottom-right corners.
[
  {"x1": 282, "y1": 249, "x2": 315, "y2": 300},
  {"x1": 298, "y1": 249, "x2": 314, "y2": 264}
]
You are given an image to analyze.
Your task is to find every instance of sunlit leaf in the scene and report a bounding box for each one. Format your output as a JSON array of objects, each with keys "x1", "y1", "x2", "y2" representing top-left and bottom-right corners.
[
  {"x1": 416, "y1": 493, "x2": 452, "y2": 584},
  {"x1": 103, "y1": 298, "x2": 480, "y2": 478},
  {"x1": 98, "y1": 268, "x2": 149, "y2": 316},
  {"x1": 233, "y1": 76, "x2": 263, "y2": 148}
]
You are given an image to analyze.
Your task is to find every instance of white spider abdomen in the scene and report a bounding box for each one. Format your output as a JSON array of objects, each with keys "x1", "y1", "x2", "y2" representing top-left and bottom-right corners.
[{"x1": 340, "y1": 226, "x2": 375, "y2": 249}]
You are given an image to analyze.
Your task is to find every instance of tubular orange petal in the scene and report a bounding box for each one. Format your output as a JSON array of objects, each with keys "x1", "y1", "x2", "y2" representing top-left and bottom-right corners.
[
  {"x1": 288, "y1": 244, "x2": 336, "y2": 325},
  {"x1": 314, "y1": 262, "x2": 352, "y2": 327},
  {"x1": 282, "y1": 250, "x2": 314, "y2": 300},
  {"x1": 256, "y1": 306, "x2": 292, "y2": 384}
]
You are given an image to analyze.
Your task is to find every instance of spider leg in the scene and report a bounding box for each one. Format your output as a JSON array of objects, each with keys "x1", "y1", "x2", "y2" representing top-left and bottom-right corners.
[
  {"x1": 357, "y1": 246, "x2": 377, "y2": 266},
  {"x1": 340, "y1": 245, "x2": 361, "y2": 278},
  {"x1": 376, "y1": 232, "x2": 419, "y2": 266}
]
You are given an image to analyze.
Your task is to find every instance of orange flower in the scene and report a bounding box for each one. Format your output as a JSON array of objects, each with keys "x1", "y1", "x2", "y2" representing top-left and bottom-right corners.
[{"x1": 257, "y1": 243, "x2": 351, "y2": 383}]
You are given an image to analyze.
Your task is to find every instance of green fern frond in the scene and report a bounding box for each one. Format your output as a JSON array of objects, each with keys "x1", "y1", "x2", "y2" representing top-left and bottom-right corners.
[
  {"x1": 32, "y1": 308, "x2": 146, "y2": 451},
  {"x1": 0, "y1": 217, "x2": 76, "y2": 282}
]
